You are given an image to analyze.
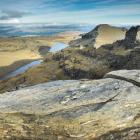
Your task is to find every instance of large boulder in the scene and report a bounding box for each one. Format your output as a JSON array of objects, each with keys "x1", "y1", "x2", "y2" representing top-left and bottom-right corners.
[{"x1": 0, "y1": 70, "x2": 140, "y2": 139}]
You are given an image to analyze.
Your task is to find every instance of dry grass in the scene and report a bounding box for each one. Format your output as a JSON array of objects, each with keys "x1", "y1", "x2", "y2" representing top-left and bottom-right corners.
[
  {"x1": 0, "y1": 31, "x2": 81, "y2": 78},
  {"x1": 0, "y1": 110, "x2": 139, "y2": 140},
  {"x1": 95, "y1": 25, "x2": 126, "y2": 48}
]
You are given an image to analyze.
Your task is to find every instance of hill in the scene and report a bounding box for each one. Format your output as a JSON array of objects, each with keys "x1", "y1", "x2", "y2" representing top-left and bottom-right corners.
[{"x1": 70, "y1": 24, "x2": 127, "y2": 48}]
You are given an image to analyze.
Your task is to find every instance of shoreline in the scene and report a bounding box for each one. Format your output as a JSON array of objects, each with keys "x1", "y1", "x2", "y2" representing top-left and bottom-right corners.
[
  {"x1": 0, "y1": 31, "x2": 81, "y2": 78},
  {"x1": 0, "y1": 59, "x2": 40, "y2": 79}
]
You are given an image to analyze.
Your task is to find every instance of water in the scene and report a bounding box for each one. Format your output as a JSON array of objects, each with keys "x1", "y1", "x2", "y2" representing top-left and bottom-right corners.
[
  {"x1": 0, "y1": 23, "x2": 94, "y2": 80},
  {"x1": 1, "y1": 60, "x2": 42, "y2": 80},
  {"x1": 0, "y1": 23, "x2": 93, "y2": 37},
  {"x1": 0, "y1": 42, "x2": 68, "y2": 80},
  {"x1": 50, "y1": 42, "x2": 68, "y2": 53}
]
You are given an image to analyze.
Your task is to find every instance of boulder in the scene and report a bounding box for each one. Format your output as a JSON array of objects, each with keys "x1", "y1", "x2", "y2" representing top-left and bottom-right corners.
[
  {"x1": 0, "y1": 70, "x2": 140, "y2": 139},
  {"x1": 104, "y1": 69, "x2": 140, "y2": 87}
]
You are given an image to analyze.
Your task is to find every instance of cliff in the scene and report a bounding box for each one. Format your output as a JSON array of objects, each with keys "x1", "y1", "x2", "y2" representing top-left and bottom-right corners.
[{"x1": 123, "y1": 26, "x2": 140, "y2": 48}]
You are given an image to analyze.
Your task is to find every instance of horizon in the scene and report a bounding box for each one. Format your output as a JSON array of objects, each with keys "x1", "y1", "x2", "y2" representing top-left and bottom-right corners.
[
  {"x1": 0, "y1": 22, "x2": 139, "y2": 26},
  {"x1": 0, "y1": 0, "x2": 140, "y2": 25},
  {"x1": 0, "y1": 23, "x2": 135, "y2": 38}
]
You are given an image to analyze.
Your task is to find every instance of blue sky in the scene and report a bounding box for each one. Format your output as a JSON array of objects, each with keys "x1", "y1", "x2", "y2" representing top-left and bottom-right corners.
[{"x1": 0, "y1": 0, "x2": 140, "y2": 25}]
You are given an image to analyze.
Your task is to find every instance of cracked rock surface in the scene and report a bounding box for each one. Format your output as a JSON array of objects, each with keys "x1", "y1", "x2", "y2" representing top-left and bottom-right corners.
[{"x1": 0, "y1": 70, "x2": 140, "y2": 139}]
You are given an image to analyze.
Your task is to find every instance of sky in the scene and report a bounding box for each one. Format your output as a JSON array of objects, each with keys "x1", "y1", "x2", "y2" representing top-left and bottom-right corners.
[{"x1": 0, "y1": 0, "x2": 140, "y2": 25}]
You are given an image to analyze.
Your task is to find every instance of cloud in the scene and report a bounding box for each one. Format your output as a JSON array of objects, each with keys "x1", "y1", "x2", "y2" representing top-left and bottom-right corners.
[
  {"x1": 25, "y1": 3, "x2": 139, "y2": 24},
  {"x1": 0, "y1": 0, "x2": 139, "y2": 24},
  {"x1": 0, "y1": 10, "x2": 31, "y2": 20}
]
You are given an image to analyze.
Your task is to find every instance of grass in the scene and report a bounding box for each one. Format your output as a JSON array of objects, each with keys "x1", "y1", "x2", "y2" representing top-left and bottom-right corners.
[{"x1": 0, "y1": 32, "x2": 80, "y2": 77}]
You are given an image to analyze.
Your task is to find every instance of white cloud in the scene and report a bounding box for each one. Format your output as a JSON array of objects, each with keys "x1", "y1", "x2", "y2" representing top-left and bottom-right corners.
[{"x1": 0, "y1": 18, "x2": 20, "y2": 24}]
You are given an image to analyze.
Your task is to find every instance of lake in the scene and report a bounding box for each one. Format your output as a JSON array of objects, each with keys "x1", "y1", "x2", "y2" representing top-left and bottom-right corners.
[
  {"x1": 50, "y1": 42, "x2": 68, "y2": 52},
  {"x1": 0, "y1": 42, "x2": 69, "y2": 80}
]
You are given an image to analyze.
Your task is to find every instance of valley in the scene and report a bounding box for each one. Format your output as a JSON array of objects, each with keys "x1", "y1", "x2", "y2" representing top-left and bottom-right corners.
[
  {"x1": 0, "y1": 24, "x2": 140, "y2": 140},
  {"x1": 0, "y1": 31, "x2": 81, "y2": 78}
]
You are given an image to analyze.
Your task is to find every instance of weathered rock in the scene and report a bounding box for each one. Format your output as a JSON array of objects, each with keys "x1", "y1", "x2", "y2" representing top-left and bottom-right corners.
[
  {"x1": 105, "y1": 70, "x2": 140, "y2": 87},
  {"x1": 125, "y1": 26, "x2": 139, "y2": 44},
  {"x1": 0, "y1": 70, "x2": 140, "y2": 139},
  {"x1": 123, "y1": 26, "x2": 140, "y2": 48}
]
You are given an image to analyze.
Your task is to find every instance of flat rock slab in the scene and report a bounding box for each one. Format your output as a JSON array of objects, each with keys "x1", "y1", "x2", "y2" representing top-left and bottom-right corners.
[
  {"x1": 105, "y1": 70, "x2": 140, "y2": 86},
  {"x1": 0, "y1": 70, "x2": 140, "y2": 139},
  {"x1": 0, "y1": 78, "x2": 139, "y2": 115}
]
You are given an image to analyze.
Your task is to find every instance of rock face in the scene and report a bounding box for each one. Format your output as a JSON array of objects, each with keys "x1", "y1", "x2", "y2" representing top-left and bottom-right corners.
[
  {"x1": 122, "y1": 26, "x2": 140, "y2": 48},
  {"x1": 125, "y1": 26, "x2": 139, "y2": 43},
  {"x1": 0, "y1": 70, "x2": 140, "y2": 139},
  {"x1": 70, "y1": 24, "x2": 127, "y2": 49}
]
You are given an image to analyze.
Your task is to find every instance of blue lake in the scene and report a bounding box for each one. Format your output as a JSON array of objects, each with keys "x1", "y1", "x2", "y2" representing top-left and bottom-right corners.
[{"x1": 50, "y1": 42, "x2": 68, "y2": 53}]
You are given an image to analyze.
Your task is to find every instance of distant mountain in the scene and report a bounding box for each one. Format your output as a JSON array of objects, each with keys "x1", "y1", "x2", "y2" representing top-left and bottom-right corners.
[
  {"x1": 0, "y1": 23, "x2": 90, "y2": 37},
  {"x1": 70, "y1": 24, "x2": 127, "y2": 48}
]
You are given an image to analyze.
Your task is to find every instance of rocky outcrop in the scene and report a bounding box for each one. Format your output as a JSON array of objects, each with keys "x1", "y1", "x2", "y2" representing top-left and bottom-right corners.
[
  {"x1": 70, "y1": 25, "x2": 140, "y2": 50},
  {"x1": 122, "y1": 26, "x2": 140, "y2": 48},
  {"x1": 125, "y1": 26, "x2": 140, "y2": 44},
  {"x1": 0, "y1": 70, "x2": 140, "y2": 139},
  {"x1": 70, "y1": 24, "x2": 127, "y2": 49}
]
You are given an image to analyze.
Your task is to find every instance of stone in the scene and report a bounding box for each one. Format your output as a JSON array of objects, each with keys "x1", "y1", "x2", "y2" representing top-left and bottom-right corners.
[
  {"x1": 104, "y1": 69, "x2": 140, "y2": 87},
  {"x1": 123, "y1": 26, "x2": 140, "y2": 48},
  {"x1": 0, "y1": 70, "x2": 140, "y2": 139}
]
